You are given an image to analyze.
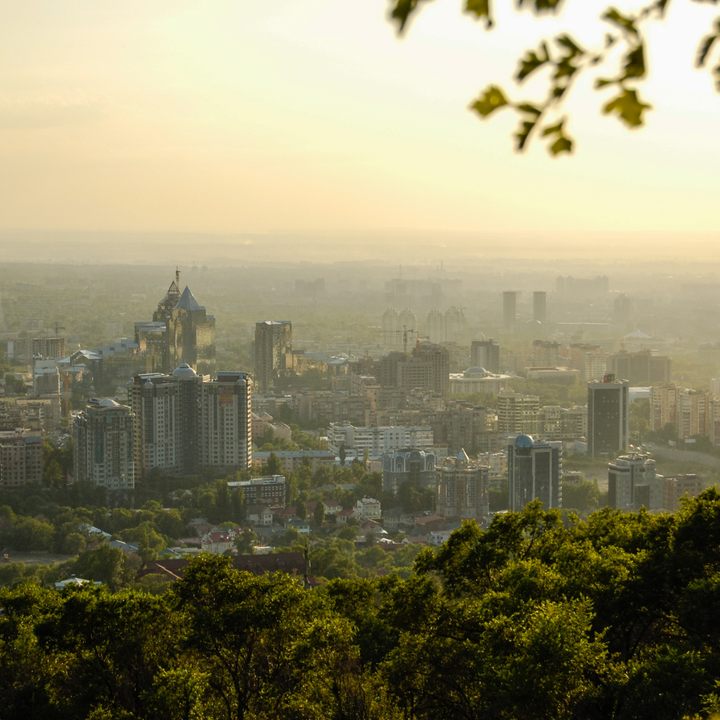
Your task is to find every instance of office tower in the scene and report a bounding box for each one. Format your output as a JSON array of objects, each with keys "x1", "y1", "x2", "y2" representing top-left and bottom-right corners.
[
  {"x1": 507, "y1": 434, "x2": 562, "y2": 511},
  {"x1": 470, "y1": 339, "x2": 500, "y2": 373},
  {"x1": 0, "y1": 429, "x2": 43, "y2": 488},
  {"x1": 138, "y1": 269, "x2": 216, "y2": 374},
  {"x1": 254, "y1": 320, "x2": 293, "y2": 393},
  {"x1": 200, "y1": 371, "x2": 253, "y2": 471},
  {"x1": 397, "y1": 341, "x2": 450, "y2": 398},
  {"x1": 587, "y1": 374, "x2": 629, "y2": 457},
  {"x1": 502, "y1": 291, "x2": 518, "y2": 328},
  {"x1": 436, "y1": 449, "x2": 490, "y2": 521},
  {"x1": 532, "y1": 291, "x2": 547, "y2": 323},
  {"x1": 382, "y1": 448, "x2": 437, "y2": 494},
  {"x1": 73, "y1": 399, "x2": 135, "y2": 490},
  {"x1": 497, "y1": 392, "x2": 540, "y2": 435},
  {"x1": 608, "y1": 453, "x2": 658, "y2": 510}
]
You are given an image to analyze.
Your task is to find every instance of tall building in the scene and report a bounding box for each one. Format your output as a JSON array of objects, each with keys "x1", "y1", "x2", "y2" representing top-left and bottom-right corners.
[
  {"x1": 587, "y1": 375, "x2": 629, "y2": 457},
  {"x1": 651, "y1": 384, "x2": 710, "y2": 440},
  {"x1": 607, "y1": 453, "x2": 658, "y2": 511},
  {"x1": 436, "y1": 449, "x2": 490, "y2": 521},
  {"x1": 497, "y1": 392, "x2": 540, "y2": 435},
  {"x1": 502, "y1": 291, "x2": 518, "y2": 328},
  {"x1": 129, "y1": 367, "x2": 252, "y2": 478},
  {"x1": 470, "y1": 339, "x2": 500, "y2": 373},
  {"x1": 507, "y1": 434, "x2": 562, "y2": 511},
  {"x1": 532, "y1": 291, "x2": 547, "y2": 323},
  {"x1": 73, "y1": 399, "x2": 135, "y2": 490},
  {"x1": 254, "y1": 321, "x2": 293, "y2": 393},
  {"x1": 200, "y1": 371, "x2": 253, "y2": 471},
  {"x1": 397, "y1": 341, "x2": 450, "y2": 398},
  {"x1": 0, "y1": 430, "x2": 43, "y2": 488},
  {"x1": 382, "y1": 448, "x2": 437, "y2": 495},
  {"x1": 607, "y1": 349, "x2": 671, "y2": 385},
  {"x1": 129, "y1": 372, "x2": 183, "y2": 477},
  {"x1": 137, "y1": 270, "x2": 216, "y2": 374}
]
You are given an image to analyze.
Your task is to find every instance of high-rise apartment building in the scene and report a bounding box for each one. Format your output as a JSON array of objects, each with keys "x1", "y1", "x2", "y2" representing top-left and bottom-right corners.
[
  {"x1": 470, "y1": 339, "x2": 500, "y2": 373},
  {"x1": 73, "y1": 399, "x2": 135, "y2": 490},
  {"x1": 200, "y1": 371, "x2": 253, "y2": 471},
  {"x1": 507, "y1": 434, "x2": 562, "y2": 511},
  {"x1": 255, "y1": 320, "x2": 293, "y2": 393},
  {"x1": 128, "y1": 366, "x2": 252, "y2": 478},
  {"x1": 397, "y1": 341, "x2": 450, "y2": 398},
  {"x1": 497, "y1": 392, "x2": 540, "y2": 435},
  {"x1": 0, "y1": 430, "x2": 43, "y2": 488},
  {"x1": 327, "y1": 423, "x2": 433, "y2": 459},
  {"x1": 587, "y1": 375, "x2": 629, "y2": 457},
  {"x1": 651, "y1": 384, "x2": 710, "y2": 440},
  {"x1": 436, "y1": 449, "x2": 490, "y2": 521}
]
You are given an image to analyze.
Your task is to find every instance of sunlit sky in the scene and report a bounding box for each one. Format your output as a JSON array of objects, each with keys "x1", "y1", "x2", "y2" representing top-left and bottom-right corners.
[{"x1": 1, "y1": 0, "x2": 718, "y2": 257}]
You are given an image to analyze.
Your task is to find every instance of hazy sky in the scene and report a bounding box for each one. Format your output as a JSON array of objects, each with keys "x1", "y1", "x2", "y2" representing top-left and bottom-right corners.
[{"x1": 0, "y1": 0, "x2": 718, "y2": 256}]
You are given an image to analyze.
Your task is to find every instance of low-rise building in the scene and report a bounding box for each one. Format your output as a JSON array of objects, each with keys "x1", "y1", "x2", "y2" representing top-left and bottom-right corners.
[{"x1": 0, "y1": 429, "x2": 43, "y2": 487}]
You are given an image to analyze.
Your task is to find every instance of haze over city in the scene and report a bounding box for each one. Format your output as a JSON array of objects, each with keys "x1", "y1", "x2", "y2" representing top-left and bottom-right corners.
[{"x1": 1, "y1": 0, "x2": 718, "y2": 262}]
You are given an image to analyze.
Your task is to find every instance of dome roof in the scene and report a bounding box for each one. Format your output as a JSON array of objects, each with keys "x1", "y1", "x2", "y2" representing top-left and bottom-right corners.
[
  {"x1": 464, "y1": 366, "x2": 490, "y2": 377},
  {"x1": 515, "y1": 434, "x2": 535, "y2": 449},
  {"x1": 172, "y1": 362, "x2": 198, "y2": 379}
]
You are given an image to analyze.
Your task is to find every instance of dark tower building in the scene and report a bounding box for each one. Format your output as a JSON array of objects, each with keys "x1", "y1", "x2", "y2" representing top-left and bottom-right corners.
[
  {"x1": 508, "y1": 434, "x2": 562, "y2": 511},
  {"x1": 254, "y1": 321, "x2": 293, "y2": 393},
  {"x1": 587, "y1": 374, "x2": 629, "y2": 457}
]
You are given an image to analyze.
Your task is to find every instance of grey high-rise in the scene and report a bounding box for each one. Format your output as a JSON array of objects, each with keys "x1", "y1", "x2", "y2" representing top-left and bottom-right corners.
[
  {"x1": 254, "y1": 321, "x2": 293, "y2": 393},
  {"x1": 508, "y1": 434, "x2": 562, "y2": 511}
]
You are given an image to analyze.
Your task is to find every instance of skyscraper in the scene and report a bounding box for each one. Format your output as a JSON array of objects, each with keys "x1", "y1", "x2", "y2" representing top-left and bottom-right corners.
[
  {"x1": 507, "y1": 434, "x2": 562, "y2": 511},
  {"x1": 532, "y1": 291, "x2": 547, "y2": 323},
  {"x1": 587, "y1": 374, "x2": 629, "y2": 457},
  {"x1": 128, "y1": 366, "x2": 252, "y2": 479},
  {"x1": 470, "y1": 339, "x2": 500, "y2": 373},
  {"x1": 73, "y1": 398, "x2": 135, "y2": 490},
  {"x1": 502, "y1": 291, "x2": 518, "y2": 328},
  {"x1": 136, "y1": 269, "x2": 216, "y2": 374},
  {"x1": 200, "y1": 371, "x2": 253, "y2": 471},
  {"x1": 254, "y1": 320, "x2": 293, "y2": 393}
]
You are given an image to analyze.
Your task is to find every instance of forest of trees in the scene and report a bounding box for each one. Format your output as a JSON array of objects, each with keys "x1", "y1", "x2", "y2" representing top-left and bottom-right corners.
[{"x1": 4, "y1": 491, "x2": 720, "y2": 719}]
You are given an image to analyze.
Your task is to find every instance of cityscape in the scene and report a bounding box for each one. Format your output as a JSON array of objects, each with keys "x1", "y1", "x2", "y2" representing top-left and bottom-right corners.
[{"x1": 2, "y1": 0, "x2": 720, "y2": 718}]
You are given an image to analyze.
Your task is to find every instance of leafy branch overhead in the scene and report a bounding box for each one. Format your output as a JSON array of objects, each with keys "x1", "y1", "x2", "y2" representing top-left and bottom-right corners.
[{"x1": 389, "y1": 0, "x2": 720, "y2": 155}]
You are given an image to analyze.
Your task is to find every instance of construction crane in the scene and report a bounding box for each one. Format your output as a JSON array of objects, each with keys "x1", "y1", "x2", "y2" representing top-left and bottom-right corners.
[{"x1": 384, "y1": 325, "x2": 417, "y2": 353}]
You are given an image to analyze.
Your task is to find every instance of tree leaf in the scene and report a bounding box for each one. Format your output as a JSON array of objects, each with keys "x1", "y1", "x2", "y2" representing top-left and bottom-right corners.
[
  {"x1": 602, "y1": 7, "x2": 639, "y2": 38},
  {"x1": 465, "y1": 0, "x2": 492, "y2": 22},
  {"x1": 549, "y1": 135, "x2": 573, "y2": 155},
  {"x1": 469, "y1": 85, "x2": 509, "y2": 117},
  {"x1": 697, "y1": 33, "x2": 718, "y2": 67},
  {"x1": 517, "y1": 45, "x2": 550, "y2": 81},
  {"x1": 622, "y1": 44, "x2": 646, "y2": 79},
  {"x1": 389, "y1": 0, "x2": 427, "y2": 33},
  {"x1": 602, "y1": 88, "x2": 652, "y2": 128}
]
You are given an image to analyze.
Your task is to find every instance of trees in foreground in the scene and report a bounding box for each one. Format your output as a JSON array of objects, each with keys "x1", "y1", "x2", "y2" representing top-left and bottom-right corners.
[{"x1": 5, "y1": 491, "x2": 720, "y2": 718}]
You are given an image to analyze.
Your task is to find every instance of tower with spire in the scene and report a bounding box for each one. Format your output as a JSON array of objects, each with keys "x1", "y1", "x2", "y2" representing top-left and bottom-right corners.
[{"x1": 136, "y1": 269, "x2": 216, "y2": 375}]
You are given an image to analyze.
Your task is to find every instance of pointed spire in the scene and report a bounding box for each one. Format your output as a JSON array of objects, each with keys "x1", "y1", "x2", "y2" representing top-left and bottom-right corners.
[{"x1": 176, "y1": 266, "x2": 180, "y2": 286}]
